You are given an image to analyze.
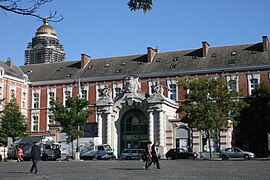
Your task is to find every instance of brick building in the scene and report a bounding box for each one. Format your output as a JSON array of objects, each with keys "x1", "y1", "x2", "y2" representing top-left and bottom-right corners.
[{"x1": 0, "y1": 21, "x2": 270, "y2": 158}]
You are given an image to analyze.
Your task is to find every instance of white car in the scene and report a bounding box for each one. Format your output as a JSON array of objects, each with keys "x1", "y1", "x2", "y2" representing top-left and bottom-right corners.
[
  {"x1": 220, "y1": 147, "x2": 255, "y2": 160},
  {"x1": 120, "y1": 149, "x2": 145, "y2": 160}
]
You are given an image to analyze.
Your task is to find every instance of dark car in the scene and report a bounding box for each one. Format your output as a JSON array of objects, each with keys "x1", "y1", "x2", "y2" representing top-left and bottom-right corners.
[{"x1": 165, "y1": 148, "x2": 198, "y2": 160}]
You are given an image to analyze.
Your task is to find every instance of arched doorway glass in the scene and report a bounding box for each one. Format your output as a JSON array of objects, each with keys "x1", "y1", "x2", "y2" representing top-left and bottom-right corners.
[{"x1": 121, "y1": 109, "x2": 148, "y2": 151}]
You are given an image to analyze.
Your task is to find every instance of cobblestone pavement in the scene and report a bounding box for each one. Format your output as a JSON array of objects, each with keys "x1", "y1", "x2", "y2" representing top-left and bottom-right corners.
[{"x1": 0, "y1": 159, "x2": 270, "y2": 180}]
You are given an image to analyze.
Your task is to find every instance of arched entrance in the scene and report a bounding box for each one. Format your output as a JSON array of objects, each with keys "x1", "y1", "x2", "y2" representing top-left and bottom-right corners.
[{"x1": 120, "y1": 109, "x2": 148, "y2": 151}]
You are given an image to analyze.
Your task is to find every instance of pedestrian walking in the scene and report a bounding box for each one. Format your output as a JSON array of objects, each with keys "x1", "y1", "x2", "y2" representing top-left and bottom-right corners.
[
  {"x1": 29, "y1": 141, "x2": 41, "y2": 174},
  {"x1": 147, "y1": 141, "x2": 160, "y2": 169},
  {"x1": 151, "y1": 140, "x2": 160, "y2": 169},
  {"x1": 17, "y1": 147, "x2": 24, "y2": 162},
  {"x1": 144, "y1": 141, "x2": 152, "y2": 170}
]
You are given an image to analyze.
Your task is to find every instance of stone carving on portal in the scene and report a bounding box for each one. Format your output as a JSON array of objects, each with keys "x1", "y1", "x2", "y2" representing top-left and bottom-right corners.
[
  {"x1": 101, "y1": 85, "x2": 112, "y2": 98},
  {"x1": 153, "y1": 81, "x2": 164, "y2": 95},
  {"x1": 124, "y1": 75, "x2": 141, "y2": 93}
]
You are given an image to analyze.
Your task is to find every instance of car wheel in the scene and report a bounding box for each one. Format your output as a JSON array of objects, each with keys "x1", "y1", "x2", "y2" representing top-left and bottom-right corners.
[
  {"x1": 244, "y1": 154, "x2": 249, "y2": 160},
  {"x1": 42, "y1": 154, "x2": 48, "y2": 161},
  {"x1": 97, "y1": 156, "x2": 102, "y2": 160},
  {"x1": 167, "y1": 156, "x2": 173, "y2": 160},
  {"x1": 221, "y1": 154, "x2": 228, "y2": 160},
  {"x1": 126, "y1": 156, "x2": 131, "y2": 160}
]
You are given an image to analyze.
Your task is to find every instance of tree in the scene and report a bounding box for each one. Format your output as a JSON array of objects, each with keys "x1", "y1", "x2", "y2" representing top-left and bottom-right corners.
[
  {"x1": 0, "y1": 94, "x2": 28, "y2": 144},
  {"x1": 0, "y1": 0, "x2": 63, "y2": 21},
  {"x1": 239, "y1": 82, "x2": 270, "y2": 157},
  {"x1": 50, "y1": 96, "x2": 94, "y2": 158},
  {"x1": 178, "y1": 76, "x2": 247, "y2": 159},
  {"x1": 127, "y1": 0, "x2": 153, "y2": 13}
]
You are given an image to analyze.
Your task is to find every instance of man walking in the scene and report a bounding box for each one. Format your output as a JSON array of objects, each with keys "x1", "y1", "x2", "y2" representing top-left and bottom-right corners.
[
  {"x1": 30, "y1": 141, "x2": 41, "y2": 174},
  {"x1": 151, "y1": 140, "x2": 160, "y2": 169},
  {"x1": 144, "y1": 141, "x2": 152, "y2": 170}
]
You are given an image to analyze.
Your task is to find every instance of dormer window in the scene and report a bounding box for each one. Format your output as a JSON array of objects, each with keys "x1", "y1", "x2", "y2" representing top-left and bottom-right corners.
[
  {"x1": 231, "y1": 51, "x2": 237, "y2": 56},
  {"x1": 173, "y1": 57, "x2": 179, "y2": 61},
  {"x1": 170, "y1": 65, "x2": 176, "y2": 69}
]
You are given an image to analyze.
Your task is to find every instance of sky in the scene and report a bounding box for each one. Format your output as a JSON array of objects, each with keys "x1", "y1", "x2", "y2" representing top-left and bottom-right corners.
[{"x1": 1, "y1": 0, "x2": 270, "y2": 66}]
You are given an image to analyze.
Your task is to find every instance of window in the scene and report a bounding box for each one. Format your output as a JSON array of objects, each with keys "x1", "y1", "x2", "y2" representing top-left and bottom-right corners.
[
  {"x1": 226, "y1": 75, "x2": 238, "y2": 92},
  {"x1": 81, "y1": 90, "x2": 87, "y2": 99},
  {"x1": 64, "y1": 90, "x2": 71, "y2": 105},
  {"x1": 32, "y1": 116, "x2": 39, "y2": 131},
  {"x1": 169, "y1": 84, "x2": 177, "y2": 101},
  {"x1": 247, "y1": 74, "x2": 260, "y2": 95},
  {"x1": 167, "y1": 80, "x2": 178, "y2": 101},
  {"x1": 148, "y1": 80, "x2": 159, "y2": 95},
  {"x1": 113, "y1": 83, "x2": 123, "y2": 98},
  {"x1": 33, "y1": 93, "x2": 39, "y2": 108},
  {"x1": 96, "y1": 84, "x2": 106, "y2": 98},
  {"x1": 115, "y1": 87, "x2": 122, "y2": 97},
  {"x1": 250, "y1": 79, "x2": 259, "y2": 94},
  {"x1": 47, "y1": 114, "x2": 54, "y2": 130},
  {"x1": 48, "y1": 92, "x2": 55, "y2": 107},
  {"x1": 22, "y1": 92, "x2": 26, "y2": 108}
]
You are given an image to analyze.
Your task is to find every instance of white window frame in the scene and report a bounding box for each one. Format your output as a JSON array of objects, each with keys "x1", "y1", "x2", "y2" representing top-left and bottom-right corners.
[
  {"x1": 247, "y1": 74, "x2": 260, "y2": 95},
  {"x1": 226, "y1": 75, "x2": 239, "y2": 92},
  {"x1": 32, "y1": 115, "x2": 39, "y2": 132},
  {"x1": 21, "y1": 89, "x2": 27, "y2": 108},
  {"x1": 167, "y1": 79, "x2": 178, "y2": 101},
  {"x1": 96, "y1": 84, "x2": 106, "y2": 99},
  {"x1": 47, "y1": 88, "x2": 56, "y2": 108},
  {"x1": 112, "y1": 83, "x2": 123, "y2": 98},
  {"x1": 47, "y1": 113, "x2": 54, "y2": 130},
  {"x1": 148, "y1": 80, "x2": 159, "y2": 95},
  {"x1": 63, "y1": 87, "x2": 72, "y2": 106},
  {"x1": 32, "y1": 90, "x2": 40, "y2": 109}
]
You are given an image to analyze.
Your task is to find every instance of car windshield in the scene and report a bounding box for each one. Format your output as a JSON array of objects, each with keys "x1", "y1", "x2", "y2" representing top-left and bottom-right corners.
[{"x1": 104, "y1": 145, "x2": 112, "y2": 151}]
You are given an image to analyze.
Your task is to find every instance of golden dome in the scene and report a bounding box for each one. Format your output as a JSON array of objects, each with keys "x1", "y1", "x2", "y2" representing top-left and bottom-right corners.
[{"x1": 36, "y1": 18, "x2": 57, "y2": 36}]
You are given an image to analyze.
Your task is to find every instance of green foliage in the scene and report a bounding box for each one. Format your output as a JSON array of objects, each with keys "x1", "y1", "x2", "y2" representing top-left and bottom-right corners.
[
  {"x1": 127, "y1": 0, "x2": 152, "y2": 13},
  {"x1": 239, "y1": 83, "x2": 270, "y2": 157},
  {"x1": 50, "y1": 97, "x2": 94, "y2": 140},
  {"x1": 0, "y1": 94, "x2": 28, "y2": 144},
  {"x1": 178, "y1": 76, "x2": 247, "y2": 158}
]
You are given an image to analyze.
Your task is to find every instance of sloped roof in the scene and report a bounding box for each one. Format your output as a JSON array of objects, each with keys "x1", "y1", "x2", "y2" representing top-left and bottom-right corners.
[
  {"x1": 19, "y1": 41, "x2": 270, "y2": 84},
  {"x1": 0, "y1": 61, "x2": 25, "y2": 80}
]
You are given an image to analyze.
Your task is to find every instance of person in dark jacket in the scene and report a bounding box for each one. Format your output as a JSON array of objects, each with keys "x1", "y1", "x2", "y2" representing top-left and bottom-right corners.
[
  {"x1": 150, "y1": 140, "x2": 160, "y2": 169},
  {"x1": 30, "y1": 141, "x2": 41, "y2": 174}
]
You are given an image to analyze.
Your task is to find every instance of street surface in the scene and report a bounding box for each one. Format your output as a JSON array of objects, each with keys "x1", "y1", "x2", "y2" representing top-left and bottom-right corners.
[{"x1": 0, "y1": 159, "x2": 270, "y2": 180}]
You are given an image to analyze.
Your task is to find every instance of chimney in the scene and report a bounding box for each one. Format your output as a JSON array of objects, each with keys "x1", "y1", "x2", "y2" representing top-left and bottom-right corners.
[
  {"x1": 262, "y1": 36, "x2": 269, "y2": 52},
  {"x1": 6, "y1": 57, "x2": 12, "y2": 68},
  {"x1": 81, "y1": 54, "x2": 91, "y2": 69},
  {"x1": 147, "y1": 47, "x2": 157, "y2": 62},
  {"x1": 202, "y1": 41, "x2": 210, "y2": 57}
]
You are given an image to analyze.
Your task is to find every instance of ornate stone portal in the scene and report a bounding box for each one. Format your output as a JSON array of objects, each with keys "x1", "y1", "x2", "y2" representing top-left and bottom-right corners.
[{"x1": 95, "y1": 75, "x2": 178, "y2": 158}]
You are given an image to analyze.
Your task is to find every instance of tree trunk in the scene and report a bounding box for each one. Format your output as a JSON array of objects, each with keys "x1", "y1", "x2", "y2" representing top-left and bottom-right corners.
[{"x1": 206, "y1": 130, "x2": 213, "y2": 159}]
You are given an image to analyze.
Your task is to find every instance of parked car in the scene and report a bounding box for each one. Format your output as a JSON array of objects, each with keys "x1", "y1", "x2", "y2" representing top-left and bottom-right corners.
[
  {"x1": 165, "y1": 148, "x2": 198, "y2": 160},
  {"x1": 220, "y1": 147, "x2": 255, "y2": 160},
  {"x1": 120, "y1": 149, "x2": 145, "y2": 160}
]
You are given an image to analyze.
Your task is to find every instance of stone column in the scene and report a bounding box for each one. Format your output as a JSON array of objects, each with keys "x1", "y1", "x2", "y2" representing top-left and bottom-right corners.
[
  {"x1": 97, "y1": 113, "x2": 102, "y2": 144},
  {"x1": 158, "y1": 110, "x2": 164, "y2": 146},
  {"x1": 148, "y1": 111, "x2": 154, "y2": 143},
  {"x1": 106, "y1": 113, "x2": 112, "y2": 145}
]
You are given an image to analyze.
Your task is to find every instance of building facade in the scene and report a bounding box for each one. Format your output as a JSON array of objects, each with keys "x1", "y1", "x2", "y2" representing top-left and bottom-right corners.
[{"x1": 1, "y1": 21, "x2": 270, "y2": 157}]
